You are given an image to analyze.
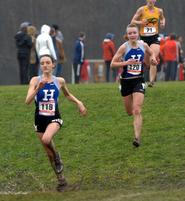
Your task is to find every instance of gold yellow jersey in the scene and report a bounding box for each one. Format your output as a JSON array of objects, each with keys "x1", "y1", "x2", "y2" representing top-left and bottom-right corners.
[{"x1": 140, "y1": 6, "x2": 160, "y2": 36}]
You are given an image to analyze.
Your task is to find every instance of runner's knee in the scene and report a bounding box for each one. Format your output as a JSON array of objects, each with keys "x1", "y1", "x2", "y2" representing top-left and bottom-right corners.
[
  {"x1": 132, "y1": 106, "x2": 141, "y2": 115},
  {"x1": 41, "y1": 136, "x2": 51, "y2": 145}
]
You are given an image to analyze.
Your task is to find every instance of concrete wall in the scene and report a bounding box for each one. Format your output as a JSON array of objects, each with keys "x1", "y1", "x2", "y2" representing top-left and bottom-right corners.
[{"x1": 0, "y1": 0, "x2": 184, "y2": 84}]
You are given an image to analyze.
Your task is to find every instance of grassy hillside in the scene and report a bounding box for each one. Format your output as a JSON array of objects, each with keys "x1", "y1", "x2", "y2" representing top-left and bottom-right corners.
[{"x1": 0, "y1": 82, "x2": 185, "y2": 200}]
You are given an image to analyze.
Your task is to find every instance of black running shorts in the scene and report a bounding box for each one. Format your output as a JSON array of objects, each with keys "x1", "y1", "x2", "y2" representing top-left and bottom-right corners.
[
  {"x1": 34, "y1": 115, "x2": 63, "y2": 133},
  {"x1": 120, "y1": 77, "x2": 146, "y2": 97},
  {"x1": 140, "y1": 34, "x2": 160, "y2": 46}
]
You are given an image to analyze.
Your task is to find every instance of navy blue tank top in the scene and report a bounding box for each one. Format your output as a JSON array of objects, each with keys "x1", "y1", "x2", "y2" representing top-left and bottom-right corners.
[
  {"x1": 121, "y1": 41, "x2": 145, "y2": 79},
  {"x1": 35, "y1": 76, "x2": 60, "y2": 117}
]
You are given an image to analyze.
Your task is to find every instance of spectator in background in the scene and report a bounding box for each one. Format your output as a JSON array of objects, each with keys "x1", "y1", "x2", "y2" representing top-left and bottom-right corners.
[
  {"x1": 50, "y1": 27, "x2": 66, "y2": 77},
  {"x1": 154, "y1": 34, "x2": 166, "y2": 81},
  {"x1": 36, "y1": 24, "x2": 57, "y2": 75},
  {"x1": 176, "y1": 35, "x2": 184, "y2": 80},
  {"x1": 176, "y1": 35, "x2": 184, "y2": 64},
  {"x1": 14, "y1": 22, "x2": 32, "y2": 84},
  {"x1": 52, "y1": 24, "x2": 64, "y2": 42},
  {"x1": 161, "y1": 33, "x2": 178, "y2": 81},
  {"x1": 27, "y1": 25, "x2": 39, "y2": 79},
  {"x1": 36, "y1": 24, "x2": 57, "y2": 60},
  {"x1": 73, "y1": 32, "x2": 86, "y2": 84},
  {"x1": 102, "y1": 33, "x2": 116, "y2": 82}
]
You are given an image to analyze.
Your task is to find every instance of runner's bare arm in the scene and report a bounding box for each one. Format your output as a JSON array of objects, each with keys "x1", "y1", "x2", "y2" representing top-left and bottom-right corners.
[
  {"x1": 111, "y1": 44, "x2": 141, "y2": 68},
  {"x1": 25, "y1": 77, "x2": 47, "y2": 105},
  {"x1": 159, "y1": 8, "x2": 165, "y2": 29},
  {"x1": 131, "y1": 7, "x2": 147, "y2": 25},
  {"x1": 59, "y1": 78, "x2": 87, "y2": 116},
  {"x1": 111, "y1": 45, "x2": 126, "y2": 68}
]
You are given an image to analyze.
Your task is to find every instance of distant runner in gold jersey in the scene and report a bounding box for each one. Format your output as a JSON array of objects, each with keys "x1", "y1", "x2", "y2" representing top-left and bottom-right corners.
[{"x1": 131, "y1": 0, "x2": 165, "y2": 87}]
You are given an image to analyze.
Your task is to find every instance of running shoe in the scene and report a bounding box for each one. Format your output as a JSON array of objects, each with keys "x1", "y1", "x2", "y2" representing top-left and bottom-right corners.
[
  {"x1": 133, "y1": 138, "x2": 140, "y2": 147},
  {"x1": 56, "y1": 176, "x2": 68, "y2": 192},
  {"x1": 148, "y1": 81, "x2": 154, "y2": 87}
]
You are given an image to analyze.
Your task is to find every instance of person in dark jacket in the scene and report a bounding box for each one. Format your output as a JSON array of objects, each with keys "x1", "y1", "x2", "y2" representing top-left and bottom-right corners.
[
  {"x1": 73, "y1": 32, "x2": 86, "y2": 83},
  {"x1": 15, "y1": 22, "x2": 32, "y2": 84}
]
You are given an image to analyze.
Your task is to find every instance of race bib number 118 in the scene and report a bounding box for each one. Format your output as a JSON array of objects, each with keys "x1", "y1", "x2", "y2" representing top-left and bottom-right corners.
[{"x1": 39, "y1": 101, "x2": 55, "y2": 116}]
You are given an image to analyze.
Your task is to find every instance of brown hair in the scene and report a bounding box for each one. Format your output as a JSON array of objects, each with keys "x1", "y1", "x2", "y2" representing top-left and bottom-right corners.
[
  {"x1": 126, "y1": 23, "x2": 139, "y2": 32},
  {"x1": 27, "y1": 25, "x2": 37, "y2": 36},
  {"x1": 79, "y1": 31, "x2": 86, "y2": 38},
  {"x1": 39, "y1": 54, "x2": 55, "y2": 63}
]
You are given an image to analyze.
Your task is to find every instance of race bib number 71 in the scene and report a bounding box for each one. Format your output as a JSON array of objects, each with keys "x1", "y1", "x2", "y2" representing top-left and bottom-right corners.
[{"x1": 144, "y1": 27, "x2": 156, "y2": 35}]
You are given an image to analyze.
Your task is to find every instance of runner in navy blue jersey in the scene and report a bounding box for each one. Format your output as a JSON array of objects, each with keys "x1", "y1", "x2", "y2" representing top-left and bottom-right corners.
[
  {"x1": 111, "y1": 24, "x2": 157, "y2": 147},
  {"x1": 25, "y1": 54, "x2": 87, "y2": 191}
]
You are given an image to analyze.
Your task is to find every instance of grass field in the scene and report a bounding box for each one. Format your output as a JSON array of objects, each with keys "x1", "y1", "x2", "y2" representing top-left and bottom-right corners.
[{"x1": 0, "y1": 81, "x2": 185, "y2": 200}]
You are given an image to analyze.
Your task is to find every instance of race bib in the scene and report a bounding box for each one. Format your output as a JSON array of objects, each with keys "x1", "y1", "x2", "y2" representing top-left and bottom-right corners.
[
  {"x1": 39, "y1": 100, "x2": 55, "y2": 116},
  {"x1": 127, "y1": 64, "x2": 142, "y2": 75},
  {"x1": 144, "y1": 27, "x2": 156, "y2": 35}
]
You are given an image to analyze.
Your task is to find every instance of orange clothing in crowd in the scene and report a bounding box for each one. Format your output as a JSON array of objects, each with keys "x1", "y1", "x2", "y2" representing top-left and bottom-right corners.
[
  {"x1": 102, "y1": 39, "x2": 116, "y2": 61},
  {"x1": 161, "y1": 39, "x2": 178, "y2": 62}
]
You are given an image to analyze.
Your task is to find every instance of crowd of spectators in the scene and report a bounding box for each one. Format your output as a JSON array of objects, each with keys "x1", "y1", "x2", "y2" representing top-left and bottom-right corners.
[
  {"x1": 14, "y1": 22, "x2": 184, "y2": 84},
  {"x1": 14, "y1": 22, "x2": 66, "y2": 84},
  {"x1": 157, "y1": 33, "x2": 184, "y2": 81}
]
